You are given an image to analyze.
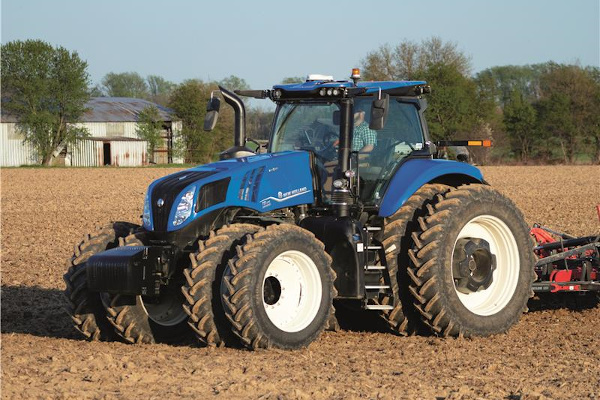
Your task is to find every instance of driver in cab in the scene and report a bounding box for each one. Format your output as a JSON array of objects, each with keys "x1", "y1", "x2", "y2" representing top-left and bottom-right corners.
[{"x1": 352, "y1": 103, "x2": 377, "y2": 156}]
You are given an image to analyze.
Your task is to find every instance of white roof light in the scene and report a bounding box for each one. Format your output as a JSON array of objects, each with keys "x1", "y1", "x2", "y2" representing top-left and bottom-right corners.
[{"x1": 306, "y1": 74, "x2": 334, "y2": 81}]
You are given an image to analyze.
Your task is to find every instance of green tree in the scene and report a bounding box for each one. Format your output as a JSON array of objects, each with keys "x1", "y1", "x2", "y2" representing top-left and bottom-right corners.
[
  {"x1": 589, "y1": 67, "x2": 600, "y2": 164},
  {"x1": 89, "y1": 84, "x2": 103, "y2": 97},
  {"x1": 361, "y1": 36, "x2": 471, "y2": 81},
  {"x1": 147, "y1": 75, "x2": 174, "y2": 106},
  {"x1": 1, "y1": 39, "x2": 91, "y2": 165},
  {"x1": 503, "y1": 89, "x2": 537, "y2": 162},
  {"x1": 168, "y1": 80, "x2": 234, "y2": 163},
  {"x1": 280, "y1": 76, "x2": 305, "y2": 84},
  {"x1": 218, "y1": 75, "x2": 250, "y2": 91},
  {"x1": 136, "y1": 106, "x2": 164, "y2": 163},
  {"x1": 101, "y1": 72, "x2": 149, "y2": 98},
  {"x1": 247, "y1": 107, "x2": 274, "y2": 141},
  {"x1": 414, "y1": 63, "x2": 481, "y2": 141},
  {"x1": 536, "y1": 92, "x2": 575, "y2": 163},
  {"x1": 536, "y1": 64, "x2": 599, "y2": 163},
  {"x1": 475, "y1": 64, "x2": 550, "y2": 107}
]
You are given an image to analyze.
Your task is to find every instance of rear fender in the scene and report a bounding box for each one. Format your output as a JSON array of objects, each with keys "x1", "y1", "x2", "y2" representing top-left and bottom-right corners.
[{"x1": 378, "y1": 158, "x2": 484, "y2": 217}]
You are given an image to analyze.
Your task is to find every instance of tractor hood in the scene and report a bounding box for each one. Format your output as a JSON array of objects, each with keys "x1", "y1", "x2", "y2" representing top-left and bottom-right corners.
[{"x1": 144, "y1": 151, "x2": 315, "y2": 232}]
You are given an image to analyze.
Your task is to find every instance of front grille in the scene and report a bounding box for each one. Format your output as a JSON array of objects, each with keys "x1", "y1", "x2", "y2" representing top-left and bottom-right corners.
[
  {"x1": 196, "y1": 178, "x2": 231, "y2": 212},
  {"x1": 151, "y1": 170, "x2": 216, "y2": 231}
]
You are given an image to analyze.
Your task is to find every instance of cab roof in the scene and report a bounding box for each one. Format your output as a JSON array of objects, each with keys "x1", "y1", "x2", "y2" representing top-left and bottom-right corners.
[{"x1": 273, "y1": 79, "x2": 427, "y2": 95}]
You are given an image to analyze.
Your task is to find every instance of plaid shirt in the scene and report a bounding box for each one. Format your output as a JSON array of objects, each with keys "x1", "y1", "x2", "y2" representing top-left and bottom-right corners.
[{"x1": 352, "y1": 122, "x2": 377, "y2": 151}]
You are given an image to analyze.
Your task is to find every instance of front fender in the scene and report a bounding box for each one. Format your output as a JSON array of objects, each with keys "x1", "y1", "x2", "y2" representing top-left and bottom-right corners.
[{"x1": 378, "y1": 158, "x2": 484, "y2": 217}]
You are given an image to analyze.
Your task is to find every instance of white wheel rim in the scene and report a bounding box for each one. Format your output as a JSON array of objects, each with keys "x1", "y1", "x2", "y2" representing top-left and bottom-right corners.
[
  {"x1": 453, "y1": 215, "x2": 520, "y2": 316},
  {"x1": 262, "y1": 250, "x2": 322, "y2": 333}
]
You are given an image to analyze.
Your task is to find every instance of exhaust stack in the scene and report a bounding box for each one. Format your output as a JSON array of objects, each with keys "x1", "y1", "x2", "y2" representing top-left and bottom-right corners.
[{"x1": 218, "y1": 86, "x2": 255, "y2": 160}]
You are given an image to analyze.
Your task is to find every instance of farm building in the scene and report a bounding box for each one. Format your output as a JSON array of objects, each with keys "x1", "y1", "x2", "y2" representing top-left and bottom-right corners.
[{"x1": 1, "y1": 97, "x2": 183, "y2": 167}]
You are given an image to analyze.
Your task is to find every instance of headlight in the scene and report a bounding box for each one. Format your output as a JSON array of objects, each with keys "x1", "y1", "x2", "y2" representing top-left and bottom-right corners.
[
  {"x1": 173, "y1": 186, "x2": 196, "y2": 227},
  {"x1": 142, "y1": 191, "x2": 152, "y2": 230}
]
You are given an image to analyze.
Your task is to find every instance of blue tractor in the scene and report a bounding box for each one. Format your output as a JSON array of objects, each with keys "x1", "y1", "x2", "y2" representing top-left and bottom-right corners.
[{"x1": 64, "y1": 70, "x2": 535, "y2": 349}]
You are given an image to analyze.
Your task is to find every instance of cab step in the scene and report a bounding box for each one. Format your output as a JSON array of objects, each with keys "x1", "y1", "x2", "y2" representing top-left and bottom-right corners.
[
  {"x1": 365, "y1": 285, "x2": 390, "y2": 290},
  {"x1": 365, "y1": 304, "x2": 394, "y2": 310}
]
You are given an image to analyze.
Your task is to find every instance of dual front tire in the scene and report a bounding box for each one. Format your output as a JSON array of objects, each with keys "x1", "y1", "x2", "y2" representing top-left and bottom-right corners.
[
  {"x1": 221, "y1": 224, "x2": 335, "y2": 349},
  {"x1": 182, "y1": 223, "x2": 335, "y2": 349},
  {"x1": 64, "y1": 222, "x2": 139, "y2": 341},
  {"x1": 64, "y1": 222, "x2": 189, "y2": 344}
]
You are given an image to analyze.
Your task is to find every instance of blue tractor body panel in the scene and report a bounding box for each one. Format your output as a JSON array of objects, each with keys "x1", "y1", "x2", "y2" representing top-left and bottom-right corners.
[
  {"x1": 147, "y1": 151, "x2": 315, "y2": 232},
  {"x1": 378, "y1": 158, "x2": 484, "y2": 218}
]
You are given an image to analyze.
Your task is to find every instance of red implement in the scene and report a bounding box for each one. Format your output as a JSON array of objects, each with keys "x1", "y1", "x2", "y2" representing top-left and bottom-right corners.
[{"x1": 530, "y1": 216, "x2": 599, "y2": 294}]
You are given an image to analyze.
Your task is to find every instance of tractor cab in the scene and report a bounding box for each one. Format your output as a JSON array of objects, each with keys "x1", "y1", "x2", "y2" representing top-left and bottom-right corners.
[{"x1": 268, "y1": 88, "x2": 430, "y2": 205}]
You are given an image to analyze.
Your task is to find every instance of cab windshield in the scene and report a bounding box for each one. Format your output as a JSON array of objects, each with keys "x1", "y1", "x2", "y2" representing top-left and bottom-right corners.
[{"x1": 270, "y1": 102, "x2": 340, "y2": 159}]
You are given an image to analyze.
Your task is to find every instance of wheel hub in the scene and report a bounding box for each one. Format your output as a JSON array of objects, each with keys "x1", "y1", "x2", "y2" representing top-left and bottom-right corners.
[
  {"x1": 261, "y1": 251, "x2": 322, "y2": 333},
  {"x1": 264, "y1": 276, "x2": 282, "y2": 305},
  {"x1": 453, "y1": 238, "x2": 497, "y2": 294},
  {"x1": 141, "y1": 277, "x2": 188, "y2": 326}
]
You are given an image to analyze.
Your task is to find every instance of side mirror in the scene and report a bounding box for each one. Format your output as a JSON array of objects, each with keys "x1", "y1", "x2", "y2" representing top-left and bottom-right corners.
[
  {"x1": 369, "y1": 93, "x2": 389, "y2": 130},
  {"x1": 203, "y1": 95, "x2": 221, "y2": 131}
]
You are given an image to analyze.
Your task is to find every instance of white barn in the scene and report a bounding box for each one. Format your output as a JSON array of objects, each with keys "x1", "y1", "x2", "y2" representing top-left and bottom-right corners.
[{"x1": 1, "y1": 97, "x2": 183, "y2": 167}]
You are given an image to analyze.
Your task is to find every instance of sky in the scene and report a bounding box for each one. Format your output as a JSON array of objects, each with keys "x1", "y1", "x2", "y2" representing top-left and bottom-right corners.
[{"x1": 2, "y1": 0, "x2": 599, "y2": 93}]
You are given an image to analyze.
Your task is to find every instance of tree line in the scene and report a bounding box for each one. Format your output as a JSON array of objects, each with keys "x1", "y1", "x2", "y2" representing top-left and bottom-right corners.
[
  {"x1": 2, "y1": 38, "x2": 599, "y2": 165},
  {"x1": 362, "y1": 38, "x2": 600, "y2": 164}
]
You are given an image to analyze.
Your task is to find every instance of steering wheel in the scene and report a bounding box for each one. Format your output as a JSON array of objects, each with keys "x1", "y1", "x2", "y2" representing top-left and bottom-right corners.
[{"x1": 314, "y1": 131, "x2": 339, "y2": 162}]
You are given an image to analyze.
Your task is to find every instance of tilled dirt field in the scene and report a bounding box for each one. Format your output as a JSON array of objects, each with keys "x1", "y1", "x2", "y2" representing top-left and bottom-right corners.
[{"x1": 2, "y1": 166, "x2": 599, "y2": 399}]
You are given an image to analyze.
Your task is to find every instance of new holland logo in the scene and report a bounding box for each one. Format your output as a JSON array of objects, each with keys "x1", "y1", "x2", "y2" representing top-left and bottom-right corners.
[
  {"x1": 157, "y1": 198, "x2": 165, "y2": 207},
  {"x1": 260, "y1": 187, "x2": 309, "y2": 208}
]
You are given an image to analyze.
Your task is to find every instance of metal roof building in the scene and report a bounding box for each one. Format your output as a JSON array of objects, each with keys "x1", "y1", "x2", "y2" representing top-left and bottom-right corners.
[{"x1": 1, "y1": 97, "x2": 183, "y2": 167}]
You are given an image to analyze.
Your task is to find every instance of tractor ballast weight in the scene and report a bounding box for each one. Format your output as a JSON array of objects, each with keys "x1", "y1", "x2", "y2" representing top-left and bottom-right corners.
[{"x1": 65, "y1": 69, "x2": 540, "y2": 349}]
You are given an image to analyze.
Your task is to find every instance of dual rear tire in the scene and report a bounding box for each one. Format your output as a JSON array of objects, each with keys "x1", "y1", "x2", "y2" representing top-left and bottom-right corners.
[
  {"x1": 181, "y1": 224, "x2": 261, "y2": 347},
  {"x1": 405, "y1": 184, "x2": 535, "y2": 337}
]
